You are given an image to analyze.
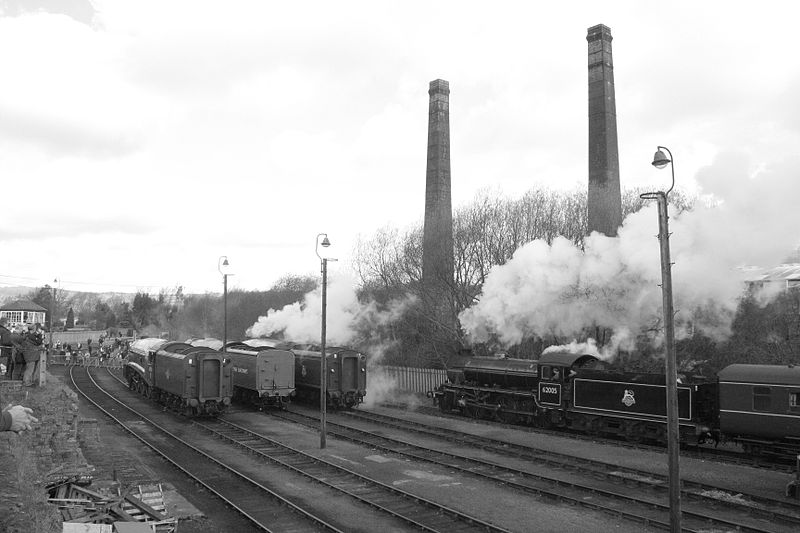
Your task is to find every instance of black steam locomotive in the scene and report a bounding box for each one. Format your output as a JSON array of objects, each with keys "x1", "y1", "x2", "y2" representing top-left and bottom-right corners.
[
  {"x1": 124, "y1": 338, "x2": 233, "y2": 416},
  {"x1": 430, "y1": 352, "x2": 800, "y2": 456}
]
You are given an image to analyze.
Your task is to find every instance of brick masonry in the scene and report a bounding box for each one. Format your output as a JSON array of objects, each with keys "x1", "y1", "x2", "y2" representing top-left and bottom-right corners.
[{"x1": 587, "y1": 24, "x2": 623, "y2": 237}]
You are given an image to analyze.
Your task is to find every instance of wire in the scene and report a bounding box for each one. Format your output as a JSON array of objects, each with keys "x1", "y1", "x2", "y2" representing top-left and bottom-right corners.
[{"x1": 0, "y1": 273, "x2": 168, "y2": 292}]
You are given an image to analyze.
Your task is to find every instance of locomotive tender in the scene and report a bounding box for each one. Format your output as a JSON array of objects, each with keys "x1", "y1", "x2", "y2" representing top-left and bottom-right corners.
[
  {"x1": 223, "y1": 339, "x2": 295, "y2": 408},
  {"x1": 289, "y1": 344, "x2": 367, "y2": 409},
  {"x1": 189, "y1": 337, "x2": 296, "y2": 409},
  {"x1": 124, "y1": 338, "x2": 233, "y2": 416},
  {"x1": 430, "y1": 352, "x2": 800, "y2": 455}
]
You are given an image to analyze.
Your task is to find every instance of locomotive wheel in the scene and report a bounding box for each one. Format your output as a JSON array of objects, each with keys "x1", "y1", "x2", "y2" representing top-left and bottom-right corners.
[{"x1": 625, "y1": 423, "x2": 645, "y2": 444}]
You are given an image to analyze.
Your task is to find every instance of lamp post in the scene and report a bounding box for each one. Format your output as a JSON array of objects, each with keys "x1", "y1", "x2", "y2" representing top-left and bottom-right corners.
[
  {"x1": 49, "y1": 278, "x2": 58, "y2": 356},
  {"x1": 316, "y1": 233, "x2": 335, "y2": 449},
  {"x1": 218, "y1": 257, "x2": 231, "y2": 354},
  {"x1": 642, "y1": 145, "x2": 681, "y2": 532}
]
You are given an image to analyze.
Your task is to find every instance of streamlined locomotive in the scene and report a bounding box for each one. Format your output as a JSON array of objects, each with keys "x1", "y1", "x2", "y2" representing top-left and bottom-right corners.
[{"x1": 124, "y1": 338, "x2": 233, "y2": 416}]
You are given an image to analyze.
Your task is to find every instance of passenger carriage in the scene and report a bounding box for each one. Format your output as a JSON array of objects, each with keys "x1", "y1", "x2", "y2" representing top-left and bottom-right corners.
[{"x1": 717, "y1": 364, "x2": 800, "y2": 455}]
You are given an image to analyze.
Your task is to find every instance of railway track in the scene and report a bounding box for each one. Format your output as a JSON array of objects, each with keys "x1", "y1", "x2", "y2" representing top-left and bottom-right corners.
[
  {"x1": 200, "y1": 418, "x2": 510, "y2": 533},
  {"x1": 406, "y1": 402, "x2": 795, "y2": 473},
  {"x1": 68, "y1": 365, "x2": 342, "y2": 533},
  {"x1": 95, "y1": 366, "x2": 512, "y2": 532},
  {"x1": 349, "y1": 408, "x2": 800, "y2": 521},
  {"x1": 275, "y1": 405, "x2": 798, "y2": 533}
]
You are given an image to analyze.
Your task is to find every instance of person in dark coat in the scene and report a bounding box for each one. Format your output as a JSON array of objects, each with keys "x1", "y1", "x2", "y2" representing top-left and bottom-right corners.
[
  {"x1": 0, "y1": 318, "x2": 12, "y2": 375},
  {"x1": 10, "y1": 327, "x2": 25, "y2": 380},
  {"x1": 23, "y1": 326, "x2": 43, "y2": 386},
  {"x1": 12, "y1": 328, "x2": 42, "y2": 386}
]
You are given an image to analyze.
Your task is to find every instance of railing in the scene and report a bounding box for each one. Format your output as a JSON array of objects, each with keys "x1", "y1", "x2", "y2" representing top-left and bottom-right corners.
[
  {"x1": 48, "y1": 354, "x2": 124, "y2": 369},
  {"x1": 378, "y1": 365, "x2": 447, "y2": 394}
]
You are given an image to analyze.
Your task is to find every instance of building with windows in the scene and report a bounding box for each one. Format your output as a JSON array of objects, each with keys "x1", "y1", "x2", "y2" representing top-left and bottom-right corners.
[
  {"x1": 0, "y1": 299, "x2": 47, "y2": 329},
  {"x1": 749, "y1": 264, "x2": 800, "y2": 291}
]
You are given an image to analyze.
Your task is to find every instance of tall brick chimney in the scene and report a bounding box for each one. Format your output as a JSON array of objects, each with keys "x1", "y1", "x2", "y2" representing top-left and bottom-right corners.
[
  {"x1": 587, "y1": 24, "x2": 622, "y2": 237},
  {"x1": 422, "y1": 79, "x2": 454, "y2": 309}
]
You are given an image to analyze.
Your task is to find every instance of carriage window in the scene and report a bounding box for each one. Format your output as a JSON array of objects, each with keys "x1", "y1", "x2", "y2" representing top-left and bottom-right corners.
[
  {"x1": 541, "y1": 366, "x2": 552, "y2": 379},
  {"x1": 790, "y1": 393, "x2": 799, "y2": 408},
  {"x1": 753, "y1": 386, "x2": 771, "y2": 411}
]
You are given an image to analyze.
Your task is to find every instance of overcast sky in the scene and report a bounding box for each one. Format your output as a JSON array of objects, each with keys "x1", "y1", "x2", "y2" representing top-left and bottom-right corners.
[{"x1": 1, "y1": 1, "x2": 797, "y2": 295}]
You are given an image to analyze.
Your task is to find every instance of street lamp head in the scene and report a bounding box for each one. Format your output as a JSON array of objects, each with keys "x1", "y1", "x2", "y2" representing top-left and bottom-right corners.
[
  {"x1": 316, "y1": 233, "x2": 332, "y2": 260},
  {"x1": 652, "y1": 149, "x2": 671, "y2": 169}
]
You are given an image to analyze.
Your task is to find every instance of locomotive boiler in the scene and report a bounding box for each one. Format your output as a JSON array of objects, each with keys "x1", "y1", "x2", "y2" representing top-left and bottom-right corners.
[{"x1": 124, "y1": 338, "x2": 233, "y2": 416}]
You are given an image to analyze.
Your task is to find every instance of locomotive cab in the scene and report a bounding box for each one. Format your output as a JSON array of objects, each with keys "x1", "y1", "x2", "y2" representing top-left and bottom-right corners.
[{"x1": 535, "y1": 352, "x2": 599, "y2": 427}]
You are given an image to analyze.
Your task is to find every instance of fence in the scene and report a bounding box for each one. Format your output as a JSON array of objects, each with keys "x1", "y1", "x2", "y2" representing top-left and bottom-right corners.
[
  {"x1": 50, "y1": 330, "x2": 108, "y2": 346},
  {"x1": 379, "y1": 365, "x2": 447, "y2": 394},
  {"x1": 49, "y1": 353, "x2": 124, "y2": 369}
]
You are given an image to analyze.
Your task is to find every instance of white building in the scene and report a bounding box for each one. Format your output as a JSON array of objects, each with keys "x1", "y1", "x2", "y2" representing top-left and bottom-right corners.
[{"x1": 0, "y1": 299, "x2": 47, "y2": 329}]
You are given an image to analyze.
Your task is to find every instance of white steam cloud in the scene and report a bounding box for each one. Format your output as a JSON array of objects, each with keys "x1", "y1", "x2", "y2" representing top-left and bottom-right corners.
[
  {"x1": 460, "y1": 154, "x2": 800, "y2": 352},
  {"x1": 247, "y1": 272, "x2": 415, "y2": 346}
]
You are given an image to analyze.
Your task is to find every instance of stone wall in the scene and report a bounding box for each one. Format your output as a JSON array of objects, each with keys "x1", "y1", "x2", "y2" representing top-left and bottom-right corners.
[{"x1": 0, "y1": 375, "x2": 89, "y2": 532}]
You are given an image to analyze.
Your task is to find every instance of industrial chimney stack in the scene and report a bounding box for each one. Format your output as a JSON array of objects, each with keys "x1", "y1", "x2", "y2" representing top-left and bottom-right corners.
[
  {"x1": 587, "y1": 24, "x2": 622, "y2": 237},
  {"x1": 422, "y1": 79, "x2": 454, "y2": 325}
]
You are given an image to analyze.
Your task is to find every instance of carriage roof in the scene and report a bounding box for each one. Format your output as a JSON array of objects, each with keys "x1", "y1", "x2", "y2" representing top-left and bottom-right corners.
[{"x1": 718, "y1": 363, "x2": 800, "y2": 386}]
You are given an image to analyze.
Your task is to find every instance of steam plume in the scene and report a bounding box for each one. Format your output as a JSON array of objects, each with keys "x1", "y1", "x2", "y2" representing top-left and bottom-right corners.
[{"x1": 460, "y1": 154, "x2": 800, "y2": 353}]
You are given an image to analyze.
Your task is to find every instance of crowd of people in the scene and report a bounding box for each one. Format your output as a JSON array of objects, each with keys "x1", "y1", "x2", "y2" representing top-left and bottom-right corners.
[
  {"x1": 0, "y1": 317, "x2": 45, "y2": 386},
  {"x1": 0, "y1": 322, "x2": 131, "y2": 434},
  {"x1": 0, "y1": 317, "x2": 39, "y2": 433}
]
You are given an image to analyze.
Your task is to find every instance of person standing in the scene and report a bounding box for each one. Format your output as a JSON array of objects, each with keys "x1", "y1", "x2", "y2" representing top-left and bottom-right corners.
[
  {"x1": 10, "y1": 327, "x2": 25, "y2": 380},
  {"x1": 12, "y1": 328, "x2": 42, "y2": 386},
  {"x1": 0, "y1": 318, "x2": 12, "y2": 375}
]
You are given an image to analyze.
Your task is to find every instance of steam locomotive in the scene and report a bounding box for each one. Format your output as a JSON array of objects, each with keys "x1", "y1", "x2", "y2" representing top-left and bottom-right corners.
[
  {"x1": 188, "y1": 338, "x2": 295, "y2": 409},
  {"x1": 288, "y1": 344, "x2": 367, "y2": 409},
  {"x1": 124, "y1": 338, "x2": 233, "y2": 416},
  {"x1": 429, "y1": 352, "x2": 800, "y2": 456},
  {"x1": 191, "y1": 337, "x2": 366, "y2": 409},
  {"x1": 226, "y1": 339, "x2": 295, "y2": 408}
]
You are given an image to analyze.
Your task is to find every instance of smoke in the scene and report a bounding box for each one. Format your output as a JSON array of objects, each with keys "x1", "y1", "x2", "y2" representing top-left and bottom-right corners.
[
  {"x1": 543, "y1": 329, "x2": 635, "y2": 361},
  {"x1": 247, "y1": 272, "x2": 415, "y2": 346},
  {"x1": 460, "y1": 153, "x2": 800, "y2": 354}
]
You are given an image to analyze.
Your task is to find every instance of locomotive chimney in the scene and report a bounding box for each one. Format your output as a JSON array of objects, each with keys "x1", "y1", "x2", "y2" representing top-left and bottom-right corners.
[
  {"x1": 422, "y1": 79, "x2": 455, "y2": 330},
  {"x1": 587, "y1": 24, "x2": 623, "y2": 237}
]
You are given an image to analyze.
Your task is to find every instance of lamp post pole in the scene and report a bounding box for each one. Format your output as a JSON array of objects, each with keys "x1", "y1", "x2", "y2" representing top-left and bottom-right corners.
[
  {"x1": 316, "y1": 233, "x2": 332, "y2": 449},
  {"x1": 643, "y1": 146, "x2": 681, "y2": 532},
  {"x1": 218, "y1": 257, "x2": 230, "y2": 354},
  {"x1": 49, "y1": 278, "x2": 57, "y2": 356}
]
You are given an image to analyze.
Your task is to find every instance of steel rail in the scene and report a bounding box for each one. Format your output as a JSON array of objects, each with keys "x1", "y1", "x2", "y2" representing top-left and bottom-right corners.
[
  {"x1": 277, "y1": 408, "x2": 782, "y2": 533},
  {"x1": 68, "y1": 365, "x2": 341, "y2": 533}
]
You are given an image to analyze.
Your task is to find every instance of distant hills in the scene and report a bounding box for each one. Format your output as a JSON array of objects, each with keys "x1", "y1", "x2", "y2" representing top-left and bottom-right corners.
[{"x1": 0, "y1": 286, "x2": 135, "y2": 307}]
